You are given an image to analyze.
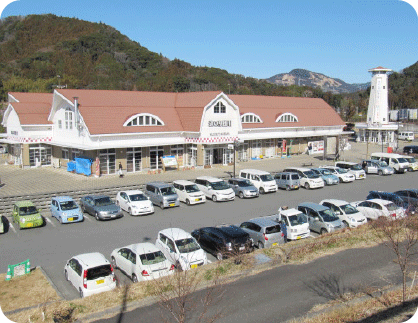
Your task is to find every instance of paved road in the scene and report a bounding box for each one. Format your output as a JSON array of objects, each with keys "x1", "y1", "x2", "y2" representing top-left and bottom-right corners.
[
  {"x1": 93, "y1": 244, "x2": 415, "y2": 323},
  {"x1": 1, "y1": 167, "x2": 416, "y2": 301}
]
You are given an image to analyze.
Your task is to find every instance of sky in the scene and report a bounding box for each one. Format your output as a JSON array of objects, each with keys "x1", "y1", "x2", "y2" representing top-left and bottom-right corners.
[{"x1": 0, "y1": 0, "x2": 417, "y2": 84}]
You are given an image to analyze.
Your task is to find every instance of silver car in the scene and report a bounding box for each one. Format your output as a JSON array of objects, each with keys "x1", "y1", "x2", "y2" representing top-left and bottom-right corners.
[
  {"x1": 362, "y1": 160, "x2": 394, "y2": 176},
  {"x1": 274, "y1": 172, "x2": 300, "y2": 191},
  {"x1": 297, "y1": 202, "x2": 343, "y2": 234},
  {"x1": 80, "y1": 195, "x2": 123, "y2": 221},
  {"x1": 311, "y1": 168, "x2": 339, "y2": 185},
  {"x1": 239, "y1": 218, "x2": 285, "y2": 249},
  {"x1": 227, "y1": 178, "x2": 259, "y2": 199}
]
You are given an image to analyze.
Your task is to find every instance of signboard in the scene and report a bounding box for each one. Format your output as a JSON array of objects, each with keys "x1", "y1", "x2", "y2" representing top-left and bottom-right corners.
[
  {"x1": 161, "y1": 155, "x2": 178, "y2": 171},
  {"x1": 307, "y1": 140, "x2": 324, "y2": 155},
  {"x1": 5, "y1": 259, "x2": 30, "y2": 281}
]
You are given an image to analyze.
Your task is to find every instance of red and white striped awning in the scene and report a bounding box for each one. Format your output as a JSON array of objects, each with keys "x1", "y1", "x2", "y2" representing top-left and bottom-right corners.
[
  {"x1": 7, "y1": 136, "x2": 52, "y2": 143},
  {"x1": 185, "y1": 136, "x2": 238, "y2": 144}
]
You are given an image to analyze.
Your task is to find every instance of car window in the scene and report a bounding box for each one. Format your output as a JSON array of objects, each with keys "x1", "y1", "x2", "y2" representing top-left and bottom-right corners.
[
  {"x1": 60, "y1": 200, "x2": 78, "y2": 211},
  {"x1": 371, "y1": 202, "x2": 382, "y2": 210},
  {"x1": 159, "y1": 234, "x2": 168, "y2": 244},
  {"x1": 129, "y1": 193, "x2": 148, "y2": 201},
  {"x1": 185, "y1": 184, "x2": 199, "y2": 193},
  {"x1": 94, "y1": 197, "x2": 113, "y2": 206},
  {"x1": 161, "y1": 186, "x2": 176, "y2": 195},
  {"x1": 87, "y1": 265, "x2": 112, "y2": 280},
  {"x1": 19, "y1": 206, "x2": 38, "y2": 216},
  {"x1": 287, "y1": 213, "x2": 308, "y2": 226},
  {"x1": 265, "y1": 225, "x2": 281, "y2": 234},
  {"x1": 175, "y1": 238, "x2": 201, "y2": 253},
  {"x1": 119, "y1": 248, "x2": 129, "y2": 259},
  {"x1": 385, "y1": 203, "x2": 398, "y2": 211},
  {"x1": 140, "y1": 251, "x2": 166, "y2": 265},
  {"x1": 128, "y1": 251, "x2": 136, "y2": 264},
  {"x1": 167, "y1": 239, "x2": 176, "y2": 252},
  {"x1": 341, "y1": 204, "x2": 358, "y2": 215}
]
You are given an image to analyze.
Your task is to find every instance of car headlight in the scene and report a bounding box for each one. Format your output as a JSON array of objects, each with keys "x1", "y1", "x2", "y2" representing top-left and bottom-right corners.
[
  {"x1": 226, "y1": 242, "x2": 232, "y2": 250},
  {"x1": 21, "y1": 218, "x2": 25, "y2": 223},
  {"x1": 131, "y1": 205, "x2": 138, "y2": 209},
  {"x1": 291, "y1": 228, "x2": 297, "y2": 233},
  {"x1": 326, "y1": 223, "x2": 332, "y2": 228},
  {"x1": 349, "y1": 217, "x2": 356, "y2": 222}
]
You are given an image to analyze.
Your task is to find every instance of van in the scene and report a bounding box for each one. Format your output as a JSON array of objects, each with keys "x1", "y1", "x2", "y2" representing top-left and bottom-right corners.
[
  {"x1": 195, "y1": 176, "x2": 235, "y2": 202},
  {"x1": 400, "y1": 155, "x2": 418, "y2": 172},
  {"x1": 172, "y1": 180, "x2": 206, "y2": 205},
  {"x1": 274, "y1": 172, "x2": 300, "y2": 191},
  {"x1": 398, "y1": 132, "x2": 414, "y2": 141},
  {"x1": 145, "y1": 182, "x2": 180, "y2": 209},
  {"x1": 239, "y1": 169, "x2": 278, "y2": 194},
  {"x1": 370, "y1": 153, "x2": 409, "y2": 174},
  {"x1": 335, "y1": 161, "x2": 366, "y2": 179},
  {"x1": 265, "y1": 208, "x2": 310, "y2": 240},
  {"x1": 282, "y1": 167, "x2": 324, "y2": 190}
]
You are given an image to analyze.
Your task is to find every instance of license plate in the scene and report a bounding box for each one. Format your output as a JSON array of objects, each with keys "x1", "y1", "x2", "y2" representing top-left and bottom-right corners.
[
  {"x1": 190, "y1": 264, "x2": 198, "y2": 269},
  {"x1": 294, "y1": 186, "x2": 298, "y2": 189},
  {"x1": 195, "y1": 198, "x2": 201, "y2": 202},
  {"x1": 360, "y1": 175, "x2": 364, "y2": 178},
  {"x1": 272, "y1": 242, "x2": 278, "y2": 246},
  {"x1": 68, "y1": 217, "x2": 73, "y2": 221},
  {"x1": 27, "y1": 223, "x2": 33, "y2": 227},
  {"x1": 96, "y1": 279, "x2": 104, "y2": 284},
  {"x1": 239, "y1": 246, "x2": 245, "y2": 251},
  {"x1": 297, "y1": 236, "x2": 301, "y2": 240},
  {"x1": 169, "y1": 203, "x2": 175, "y2": 207}
]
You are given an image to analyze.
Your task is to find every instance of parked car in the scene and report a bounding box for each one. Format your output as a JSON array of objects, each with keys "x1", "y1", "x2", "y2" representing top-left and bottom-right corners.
[
  {"x1": 393, "y1": 189, "x2": 418, "y2": 214},
  {"x1": 319, "y1": 199, "x2": 367, "y2": 228},
  {"x1": 0, "y1": 216, "x2": 4, "y2": 234},
  {"x1": 335, "y1": 161, "x2": 366, "y2": 179},
  {"x1": 227, "y1": 178, "x2": 259, "y2": 198},
  {"x1": 311, "y1": 168, "x2": 339, "y2": 185},
  {"x1": 156, "y1": 228, "x2": 208, "y2": 270},
  {"x1": 12, "y1": 201, "x2": 43, "y2": 229},
  {"x1": 403, "y1": 145, "x2": 418, "y2": 155},
  {"x1": 274, "y1": 172, "x2": 300, "y2": 191},
  {"x1": 173, "y1": 180, "x2": 206, "y2": 205},
  {"x1": 370, "y1": 153, "x2": 409, "y2": 174},
  {"x1": 321, "y1": 166, "x2": 356, "y2": 183},
  {"x1": 297, "y1": 202, "x2": 343, "y2": 234},
  {"x1": 64, "y1": 252, "x2": 117, "y2": 298},
  {"x1": 398, "y1": 132, "x2": 414, "y2": 141},
  {"x1": 239, "y1": 169, "x2": 278, "y2": 194},
  {"x1": 191, "y1": 225, "x2": 253, "y2": 260},
  {"x1": 401, "y1": 155, "x2": 418, "y2": 172},
  {"x1": 282, "y1": 167, "x2": 324, "y2": 190},
  {"x1": 351, "y1": 199, "x2": 405, "y2": 220},
  {"x1": 366, "y1": 191, "x2": 410, "y2": 211},
  {"x1": 195, "y1": 176, "x2": 235, "y2": 202},
  {"x1": 50, "y1": 196, "x2": 84, "y2": 224},
  {"x1": 272, "y1": 208, "x2": 310, "y2": 240},
  {"x1": 116, "y1": 190, "x2": 154, "y2": 215},
  {"x1": 110, "y1": 243, "x2": 175, "y2": 282},
  {"x1": 239, "y1": 218, "x2": 284, "y2": 249},
  {"x1": 144, "y1": 182, "x2": 180, "y2": 209},
  {"x1": 361, "y1": 159, "x2": 394, "y2": 175},
  {"x1": 80, "y1": 195, "x2": 123, "y2": 221}
]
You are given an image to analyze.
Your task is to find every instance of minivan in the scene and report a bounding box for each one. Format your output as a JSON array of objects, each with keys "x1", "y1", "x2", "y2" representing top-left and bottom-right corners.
[
  {"x1": 239, "y1": 169, "x2": 278, "y2": 194},
  {"x1": 297, "y1": 202, "x2": 343, "y2": 234},
  {"x1": 370, "y1": 153, "x2": 409, "y2": 173},
  {"x1": 227, "y1": 178, "x2": 259, "y2": 199},
  {"x1": 401, "y1": 155, "x2": 418, "y2": 172},
  {"x1": 239, "y1": 218, "x2": 284, "y2": 248},
  {"x1": 145, "y1": 182, "x2": 180, "y2": 209},
  {"x1": 173, "y1": 180, "x2": 206, "y2": 205},
  {"x1": 282, "y1": 167, "x2": 324, "y2": 190},
  {"x1": 274, "y1": 172, "x2": 300, "y2": 191},
  {"x1": 195, "y1": 176, "x2": 235, "y2": 202},
  {"x1": 361, "y1": 159, "x2": 394, "y2": 176},
  {"x1": 398, "y1": 132, "x2": 414, "y2": 141},
  {"x1": 265, "y1": 208, "x2": 310, "y2": 241},
  {"x1": 335, "y1": 161, "x2": 366, "y2": 179}
]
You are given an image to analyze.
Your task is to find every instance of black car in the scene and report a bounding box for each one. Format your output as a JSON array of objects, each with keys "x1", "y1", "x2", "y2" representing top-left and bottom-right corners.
[
  {"x1": 403, "y1": 145, "x2": 418, "y2": 155},
  {"x1": 191, "y1": 225, "x2": 253, "y2": 260},
  {"x1": 366, "y1": 191, "x2": 409, "y2": 211},
  {"x1": 393, "y1": 189, "x2": 418, "y2": 212}
]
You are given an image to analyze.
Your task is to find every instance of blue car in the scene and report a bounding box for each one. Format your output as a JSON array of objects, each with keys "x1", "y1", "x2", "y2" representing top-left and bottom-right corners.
[
  {"x1": 50, "y1": 196, "x2": 84, "y2": 224},
  {"x1": 311, "y1": 168, "x2": 339, "y2": 185}
]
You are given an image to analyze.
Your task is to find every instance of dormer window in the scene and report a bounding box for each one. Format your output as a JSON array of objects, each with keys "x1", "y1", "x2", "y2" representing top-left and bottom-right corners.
[
  {"x1": 214, "y1": 102, "x2": 226, "y2": 114},
  {"x1": 276, "y1": 113, "x2": 298, "y2": 123},
  {"x1": 241, "y1": 113, "x2": 262, "y2": 123},
  {"x1": 124, "y1": 113, "x2": 164, "y2": 127}
]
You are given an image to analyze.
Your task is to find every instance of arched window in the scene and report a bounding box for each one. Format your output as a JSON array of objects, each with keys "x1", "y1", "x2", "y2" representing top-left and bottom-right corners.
[
  {"x1": 214, "y1": 102, "x2": 226, "y2": 114},
  {"x1": 124, "y1": 113, "x2": 164, "y2": 127},
  {"x1": 276, "y1": 113, "x2": 298, "y2": 123},
  {"x1": 241, "y1": 113, "x2": 263, "y2": 123}
]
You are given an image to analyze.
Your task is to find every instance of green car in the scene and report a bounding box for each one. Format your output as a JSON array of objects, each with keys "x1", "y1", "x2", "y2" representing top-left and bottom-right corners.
[{"x1": 12, "y1": 201, "x2": 44, "y2": 229}]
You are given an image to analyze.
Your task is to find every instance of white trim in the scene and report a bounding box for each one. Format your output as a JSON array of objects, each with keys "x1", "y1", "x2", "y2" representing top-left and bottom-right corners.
[
  {"x1": 241, "y1": 113, "x2": 263, "y2": 123},
  {"x1": 123, "y1": 113, "x2": 165, "y2": 127},
  {"x1": 276, "y1": 113, "x2": 299, "y2": 123}
]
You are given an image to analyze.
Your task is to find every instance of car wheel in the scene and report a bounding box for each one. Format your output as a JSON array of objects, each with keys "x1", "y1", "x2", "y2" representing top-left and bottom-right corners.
[
  {"x1": 116, "y1": 200, "x2": 119, "y2": 206},
  {"x1": 128, "y1": 207, "x2": 133, "y2": 216},
  {"x1": 257, "y1": 241, "x2": 264, "y2": 249},
  {"x1": 320, "y1": 228, "x2": 327, "y2": 235},
  {"x1": 378, "y1": 170, "x2": 383, "y2": 176},
  {"x1": 64, "y1": 269, "x2": 69, "y2": 281},
  {"x1": 286, "y1": 185, "x2": 291, "y2": 191},
  {"x1": 304, "y1": 182, "x2": 310, "y2": 190},
  {"x1": 79, "y1": 289, "x2": 84, "y2": 298},
  {"x1": 175, "y1": 261, "x2": 183, "y2": 271},
  {"x1": 160, "y1": 202, "x2": 165, "y2": 210},
  {"x1": 132, "y1": 274, "x2": 138, "y2": 283},
  {"x1": 339, "y1": 177, "x2": 343, "y2": 183},
  {"x1": 186, "y1": 199, "x2": 191, "y2": 206},
  {"x1": 259, "y1": 187, "x2": 265, "y2": 194},
  {"x1": 95, "y1": 212, "x2": 100, "y2": 221},
  {"x1": 111, "y1": 256, "x2": 117, "y2": 269},
  {"x1": 81, "y1": 205, "x2": 85, "y2": 213},
  {"x1": 216, "y1": 252, "x2": 223, "y2": 261},
  {"x1": 342, "y1": 221, "x2": 349, "y2": 228},
  {"x1": 239, "y1": 192, "x2": 244, "y2": 199},
  {"x1": 59, "y1": 216, "x2": 62, "y2": 224},
  {"x1": 212, "y1": 195, "x2": 217, "y2": 202}
]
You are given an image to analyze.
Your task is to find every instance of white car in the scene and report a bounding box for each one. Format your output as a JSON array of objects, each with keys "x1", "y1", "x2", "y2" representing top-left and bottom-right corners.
[
  {"x1": 110, "y1": 243, "x2": 175, "y2": 282},
  {"x1": 282, "y1": 167, "x2": 324, "y2": 190},
  {"x1": 321, "y1": 166, "x2": 356, "y2": 183},
  {"x1": 351, "y1": 199, "x2": 405, "y2": 220},
  {"x1": 116, "y1": 190, "x2": 154, "y2": 216},
  {"x1": 156, "y1": 228, "x2": 208, "y2": 271},
  {"x1": 194, "y1": 176, "x2": 235, "y2": 202},
  {"x1": 64, "y1": 252, "x2": 117, "y2": 298},
  {"x1": 335, "y1": 161, "x2": 366, "y2": 180},
  {"x1": 173, "y1": 180, "x2": 206, "y2": 205},
  {"x1": 320, "y1": 199, "x2": 368, "y2": 228},
  {"x1": 268, "y1": 208, "x2": 310, "y2": 240}
]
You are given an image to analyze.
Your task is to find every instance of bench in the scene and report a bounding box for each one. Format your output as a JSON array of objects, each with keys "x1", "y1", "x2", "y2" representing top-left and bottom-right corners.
[{"x1": 302, "y1": 162, "x2": 313, "y2": 167}]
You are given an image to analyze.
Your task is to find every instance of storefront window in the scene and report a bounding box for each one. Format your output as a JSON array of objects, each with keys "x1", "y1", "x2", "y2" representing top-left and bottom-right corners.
[
  {"x1": 29, "y1": 144, "x2": 52, "y2": 167},
  {"x1": 171, "y1": 145, "x2": 184, "y2": 166},
  {"x1": 127, "y1": 148, "x2": 142, "y2": 172}
]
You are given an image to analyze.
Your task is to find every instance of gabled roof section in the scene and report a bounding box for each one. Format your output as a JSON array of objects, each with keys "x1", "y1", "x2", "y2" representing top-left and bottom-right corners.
[{"x1": 7, "y1": 93, "x2": 53, "y2": 125}]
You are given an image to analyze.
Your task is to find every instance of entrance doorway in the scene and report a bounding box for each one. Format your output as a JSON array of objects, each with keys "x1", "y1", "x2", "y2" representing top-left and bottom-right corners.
[
  {"x1": 99, "y1": 149, "x2": 116, "y2": 174},
  {"x1": 213, "y1": 148, "x2": 223, "y2": 164}
]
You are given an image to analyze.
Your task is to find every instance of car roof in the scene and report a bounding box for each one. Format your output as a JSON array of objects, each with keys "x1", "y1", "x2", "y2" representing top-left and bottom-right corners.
[
  {"x1": 14, "y1": 200, "x2": 35, "y2": 207},
  {"x1": 366, "y1": 198, "x2": 393, "y2": 205},
  {"x1": 125, "y1": 243, "x2": 160, "y2": 255},
  {"x1": 158, "y1": 228, "x2": 191, "y2": 240},
  {"x1": 298, "y1": 202, "x2": 328, "y2": 211},
  {"x1": 213, "y1": 225, "x2": 248, "y2": 237},
  {"x1": 321, "y1": 199, "x2": 349, "y2": 206},
  {"x1": 196, "y1": 176, "x2": 223, "y2": 182},
  {"x1": 74, "y1": 252, "x2": 109, "y2": 267},
  {"x1": 279, "y1": 208, "x2": 303, "y2": 216},
  {"x1": 120, "y1": 190, "x2": 145, "y2": 195},
  {"x1": 240, "y1": 169, "x2": 270, "y2": 175},
  {"x1": 285, "y1": 167, "x2": 311, "y2": 172},
  {"x1": 247, "y1": 217, "x2": 279, "y2": 227},
  {"x1": 336, "y1": 161, "x2": 357, "y2": 165},
  {"x1": 173, "y1": 180, "x2": 196, "y2": 185},
  {"x1": 52, "y1": 196, "x2": 74, "y2": 202},
  {"x1": 85, "y1": 195, "x2": 110, "y2": 199},
  {"x1": 147, "y1": 181, "x2": 172, "y2": 188},
  {"x1": 395, "y1": 189, "x2": 418, "y2": 193},
  {"x1": 276, "y1": 171, "x2": 299, "y2": 175}
]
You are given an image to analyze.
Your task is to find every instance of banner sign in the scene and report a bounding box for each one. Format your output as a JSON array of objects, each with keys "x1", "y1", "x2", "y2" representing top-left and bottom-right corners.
[
  {"x1": 161, "y1": 155, "x2": 178, "y2": 167},
  {"x1": 308, "y1": 140, "x2": 324, "y2": 155},
  {"x1": 5, "y1": 259, "x2": 30, "y2": 281}
]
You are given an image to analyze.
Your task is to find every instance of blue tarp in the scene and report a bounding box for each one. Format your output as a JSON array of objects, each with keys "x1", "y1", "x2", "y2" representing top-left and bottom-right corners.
[
  {"x1": 75, "y1": 157, "x2": 92, "y2": 176},
  {"x1": 67, "y1": 161, "x2": 76, "y2": 172}
]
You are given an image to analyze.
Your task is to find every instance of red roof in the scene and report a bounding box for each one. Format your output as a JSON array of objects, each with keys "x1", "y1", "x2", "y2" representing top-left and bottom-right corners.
[{"x1": 9, "y1": 93, "x2": 53, "y2": 125}]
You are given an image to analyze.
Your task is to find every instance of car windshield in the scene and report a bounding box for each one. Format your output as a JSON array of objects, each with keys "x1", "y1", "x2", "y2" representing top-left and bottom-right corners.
[
  {"x1": 94, "y1": 197, "x2": 113, "y2": 206},
  {"x1": 377, "y1": 161, "x2": 388, "y2": 167},
  {"x1": 319, "y1": 209, "x2": 339, "y2": 222},
  {"x1": 185, "y1": 184, "x2": 200, "y2": 193},
  {"x1": 140, "y1": 251, "x2": 166, "y2": 265},
  {"x1": 305, "y1": 170, "x2": 319, "y2": 178},
  {"x1": 237, "y1": 179, "x2": 252, "y2": 187},
  {"x1": 129, "y1": 194, "x2": 148, "y2": 201},
  {"x1": 319, "y1": 169, "x2": 332, "y2": 175},
  {"x1": 86, "y1": 265, "x2": 112, "y2": 280},
  {"x1": 265, "y1": 225, "x2": 281, "y2": 234},
  {"x1": 407, "y1": 157, "x2": 416, "y2": 163},
  {"x1": 291, "y1": 174, "x2": 299, "y2": 180},
  {"x1": 19, "y1": 206, "x2": 38, "y2": 215},
  {"x1": 60, "y1": 201, "x2": 78, "y2": 211},
  {"x1": 287, "y1": 213, "x2": 308, "y2": 226},
  {"x1": 336, "y1": 168, "x2": 348, "y2": 174},
  {"x1": 341, "y1": 204, "x2": 359, "y2": 215},
  {"x1": 260, "y1": 174, "x2": 274, "y2": 182},
  {"x1": 351, "y1": 164, "x2": 362, "y2": 170},
  {"x1": 161, "y1": 187, "x2": 177, "y2": 195},
  {"x1": 398, "y1": 158, "x2": 408, "y2": 163},
  {"x1": 385, "y1": 203, "x2": 398, "y2": 211},
  {"x1": 210, "y1": 181, "x2": 230, "y2": 190},
  {"x1": 175, "y1": 238, "x2": 201, "y2": 253}
]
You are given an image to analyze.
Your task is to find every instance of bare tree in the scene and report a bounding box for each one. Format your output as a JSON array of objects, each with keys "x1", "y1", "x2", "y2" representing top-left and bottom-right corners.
[{"x1": 370, "y1": 215, "x2": 418, "y2": 302}]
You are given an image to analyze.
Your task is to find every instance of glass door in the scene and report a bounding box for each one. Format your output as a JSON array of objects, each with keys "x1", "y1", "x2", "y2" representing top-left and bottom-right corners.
[
  {"x1": 252, "y1": 140, "x2": 262, "y2": 158},
  {"x1": 187, "y1": 145, "x2": 197, "y2": 166},
  {"x1": 99, "y1": 149, "x2": 116, "y2": 174},
  {"x1": 150, "y1": 146, "x2": 164, "y2": 170},
  {"x1": 127, "y1": 148, "x2": 142, "y2": 172}
]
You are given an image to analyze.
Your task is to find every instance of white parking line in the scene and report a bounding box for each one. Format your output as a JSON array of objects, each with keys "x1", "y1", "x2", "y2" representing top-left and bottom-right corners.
[
  {"x1": 9, "y1": 222, "x2": 16, "y2": 233},
  {"x1": 83, "y1": 215, "x2": 92, "y2": 222},
  {"x1": 45, "y1": 218, "x2": 56, "y2": 227}
]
